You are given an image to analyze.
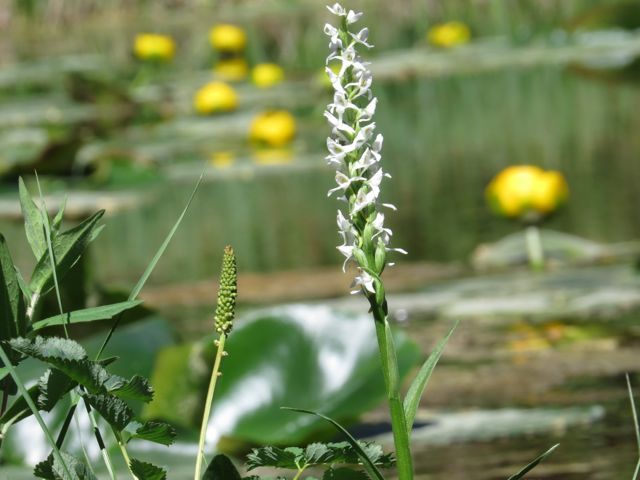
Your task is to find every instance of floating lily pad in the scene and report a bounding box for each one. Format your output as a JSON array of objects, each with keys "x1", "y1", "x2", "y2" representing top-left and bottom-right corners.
[{"x1": 144, "y1": 304, "x2": 420, "y2": 449}]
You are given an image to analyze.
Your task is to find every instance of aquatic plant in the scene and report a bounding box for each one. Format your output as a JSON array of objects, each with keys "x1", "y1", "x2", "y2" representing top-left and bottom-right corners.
[
  {"x1": 193, "y1": 81, "x2": 239, "y2": 114},
  {"x1": 250, "y1": 110, "x2": 297, "y2": 147},
  {"x1": 252, "y1": 63, "x2": 285, "y2": 88},
  {"x1": 209, "y1": 24, "x2": 248, "y2": 53},
  {"x1": 133, "y1": 33, "x2": 176, "y2": 62},
  {"x1": 486, "y1": 165, "x2": 569, "y2": 270},
  {"x1": 427, "y1": 21, "x2": 471, "y2": 48}
]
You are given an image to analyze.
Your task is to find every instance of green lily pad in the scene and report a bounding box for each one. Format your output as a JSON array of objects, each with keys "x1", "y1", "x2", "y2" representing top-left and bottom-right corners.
[{"x1": 144, "y1": 304, "x2": 420, "y2": 448}]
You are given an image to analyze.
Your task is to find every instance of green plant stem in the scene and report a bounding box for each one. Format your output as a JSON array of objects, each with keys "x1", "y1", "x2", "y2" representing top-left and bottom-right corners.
[
  {"x1": 0, "y1": 343, "x2": 73, "y2": 479},
  {"x1": 116, "y1": 433, "x2": 137, "y2": 480},
  {"x1": 292, "y1": 464, "x2": 308, "y2": 480},
  {"x1": 83, "y1": 398, "x2": 117, "y2": 480},
  {"x1": 194, "y1": 333, "x2": 227, "y2": 480},
  {"x1": 370, "y1": 301, "x2": 414, "y2": 480},
  {"x1": 525, "y1": 225, "x2": 544, "y2": 272}
]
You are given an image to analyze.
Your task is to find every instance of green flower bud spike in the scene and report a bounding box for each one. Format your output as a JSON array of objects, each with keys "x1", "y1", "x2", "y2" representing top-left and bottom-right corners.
[
  {"x1": 214, "y1": 245, "x2": 237, "y2": 335},
  {"x1": 195, "y1": 245, "x2": 238, "y2": 480}
]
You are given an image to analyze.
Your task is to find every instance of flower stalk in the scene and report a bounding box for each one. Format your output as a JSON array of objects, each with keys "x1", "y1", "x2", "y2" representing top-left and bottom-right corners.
[
  {"x1": 194, "y1": 246, "x2": 237, "y2": 480},
  {"x1": 324, "y1": 4, "x2": 413, "y2": 479}
]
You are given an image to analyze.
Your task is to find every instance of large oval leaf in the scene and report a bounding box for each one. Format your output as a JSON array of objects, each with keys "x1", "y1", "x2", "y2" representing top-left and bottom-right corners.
[{"x1": 144, "y1": 304, "x2": 420, "y2": 448}]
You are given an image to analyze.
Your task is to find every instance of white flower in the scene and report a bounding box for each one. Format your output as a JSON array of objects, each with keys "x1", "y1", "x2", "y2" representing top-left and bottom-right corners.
[{"x1": 324, "y1": 2, "x2": 406, "y2": 295}]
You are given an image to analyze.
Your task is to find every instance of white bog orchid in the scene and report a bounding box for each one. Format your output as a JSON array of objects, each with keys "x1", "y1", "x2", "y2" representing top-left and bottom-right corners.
[{"x1": 324, "y1": 2, "x2": 405, "y2": 296}]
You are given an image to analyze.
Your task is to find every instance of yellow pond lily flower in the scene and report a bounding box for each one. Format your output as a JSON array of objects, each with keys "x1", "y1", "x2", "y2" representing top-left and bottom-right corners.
[
  {"x1": 134, "y1": 33, "x2": 176, "y2": 61},
  {"x1": 427, "y1": 21, "x2": 471, "y2": 48},
  {"x1": 214, "y1": 58, "x2": 249, "y2": 82},
  {"x1": 486, "y1": 165, "x2": 569, "y2": 221},
  {"x1": 209, "y1": 24, "x2": 247, "y2": 52},
  {"x1": 252, "y1": 63, "x2": 285, "y2": 88},
  {"x1": 249, "y1": 110, "x2": 297, "y2": 147},
  {"x1": 193, "y1": 82, "x2": 238, "y2": 114}
]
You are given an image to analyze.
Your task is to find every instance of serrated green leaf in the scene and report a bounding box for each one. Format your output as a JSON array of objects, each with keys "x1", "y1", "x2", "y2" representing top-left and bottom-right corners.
[
  {"x1": 10, "y1": 337, "x2": 110, "y2": 393},
  {"x1": 19, "y1": 177, "x2": 47, "y2": 261},
  {"x1": 29, "y1": 209, "x2": 104, "y2": 298},
  {"x1": 34, "y1": 451, "x2": 97, "y2": 480},
  {"x1": 305, "y1": 443, "x2": 332, "y2": 465},
  {"x1": 202, "y1": 454, "x2": 242, "y2": 480},
  {"x1": 404, "y1": 321, "x2": 457, "y2": 431},
  {"x1": 31, "y1": 300, "x2": 143, "y2": 332},
  {"x1": 106, "y1": 373, "x2": 153, "y2": 402},
  {"x1": 507, "y1": 444, "x2": 559, "y2": 480},
  {"x1": 83, "y1": 393, "x2": 133, "y2": 431},
  {"x1": 132, "y1": 421, "x2": 176, "y2": 446},
  {"x1": 282, "y1": 408, "x2": 384, "y2": 480},
  {"x1": 323, "y1": 468, "x2": 368, "y2": 480},
  {"x1": 0, "y1": 234, "x2": 27, "y2": 344},
  {"x1": 37, "y1": 368, "x2": 76, "y2": 411},
  {"x1": 246, "y1": 446, "x2": 299, "y2": 471},
  {"x1": 129, "y1": 458, "x2": 166, "y2": 480}
]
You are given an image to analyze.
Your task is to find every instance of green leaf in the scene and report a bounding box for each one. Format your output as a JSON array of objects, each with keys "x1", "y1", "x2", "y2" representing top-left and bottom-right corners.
[
  {"x1": 9, "y1": 337, "x2": 110, "y2": 393},
  {"x1": 31, "y1": 300, "x2": 143, "y2": 332},
  {"x1": 129, "y1": 458, "x2": 166, "y2": 480},
  {"x1": 125, "y1": 421, "x2": 176, "y2": 446},
  {"x1": 52, "y1": 195, "x2": 67, "y2": 234},
  {"x1": 403, "y1": 320, "x2": 457, "y2": 431},
  {"x1": 282, "y1": 408, "x2": 385, "y2": 480},
  {"x1": 246, "y1": 446, "x2": 300, "y2": 470},
  {"x1": 19, "y1": 177, "x2": 47, "y2": 261},
  {"x1": 82, "y1": 393, "x2": 133, "y2": 431},
  {"x1": 507, "y1": 444, "x2": 559, "y2": 480},
  {"x1": 323, "y1": 468, "x2": 368, "y2": 480},
  {"x1": 202, "y1": 454, "x2": 242, "y2": 480},
  {"x1": 0, "y1": 234, "x2": 27, "y2": 343},
  {"x1": 29, "y1": 209, "x2": 104, "y2": 297},
  {"x1": 37, "y1": 368, "x2": 76, "y2": 411},
  {"x1": 246, "y1": 442, "x2": 394, "y2": 471},
  {"x1": 144, "y1": 306, "x2": 420, "y2": 445},
  {"x1": 105, "y1": 373, "x2": 153, "y2": 402},
  {"x1": 34, "y1": 451, "x2": 97, "y2": 480}
]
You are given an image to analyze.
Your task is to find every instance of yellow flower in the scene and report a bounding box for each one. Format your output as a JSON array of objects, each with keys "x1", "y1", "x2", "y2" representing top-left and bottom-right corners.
[
  {"x1": 531, "y1": 170, "x2": 569, "y2": 214},
  {"x1": 486, "y1": 165, "x2": 569, "y2": 220},
  {"x1": 427, "y1": 21, "x2": 471, "y2": 48},
  {"x1": 253, "y1": 147, "x2": 294, "y2": 165},
  {"x1": 209, "y1": 24, "x2": 247, "y2": 52},
  {"x1": 209, "y1": 151, "x2": 235, "y2": 168},
  {"x1": 134, "y1": 33, "x2": 176, "y2": 61},
  {"x1": 214, "y1": 58, "x2": 249, "y2": 82},
  {"x1": 193, "y1": 82, "x2": 238, "y2": 114},
  {"x1": 251, "y1": 63, "x2": 284, "y2": 88},
  {"x1": 249, "y1": 110, "x2": 297, "y2": 147}
]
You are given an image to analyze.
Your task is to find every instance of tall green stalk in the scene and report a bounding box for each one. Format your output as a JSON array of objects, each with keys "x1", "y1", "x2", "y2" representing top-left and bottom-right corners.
[
  {"x1": 194, "y1": 246, "x2": 237, "y2": 480},
  {"x1": 324, "y1": 4, "x2": 414, "y2": 478},
  {"x1": 194, "y1": 333, "x2": 227, "y2": 480}
]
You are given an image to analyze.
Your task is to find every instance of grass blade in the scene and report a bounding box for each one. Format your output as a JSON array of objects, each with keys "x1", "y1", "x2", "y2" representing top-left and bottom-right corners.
[
  {"x1": 507, "y1": 444, "x2": 559, "y2": 480},
  {"x1": 282, "y1": 407, "x2": 385, "y2": 480},
  {"x1": 31, "y1": 300, "x2": 143, "y2": 332},
  {"x1": 95, "y1": 172, "x2": 203, "y2": 359},
  {"x1": 403, "y1": 320, "x2": 457, "y2": 431}
]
